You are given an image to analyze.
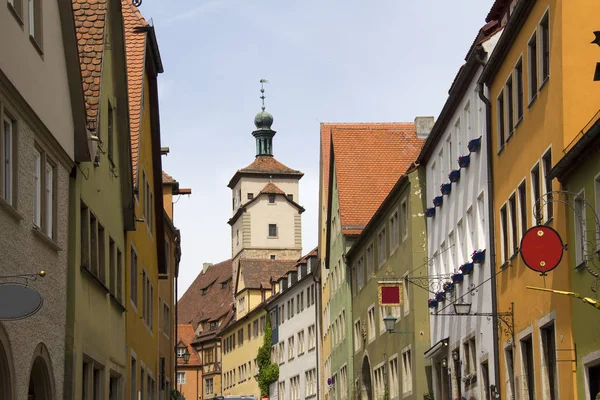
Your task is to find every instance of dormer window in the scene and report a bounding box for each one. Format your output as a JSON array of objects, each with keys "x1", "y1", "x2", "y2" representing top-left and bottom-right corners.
[
  {"x1": 286, "y1": 194, "x2": 293, "y2": 201},
  {"x1": 221, "y1": 282, "x2": 227, "y2": 289},
  {"x1": 268, "y1": 194, "x2": 275, "y2": 204},
  {"x1": 177, "y1": 347, "x2": 186, "y2": 358},
  {"x1": 202, "y1": 288, "x2": 207, "y2": 296},
  {"x1": 210, "y1": 321, "x2": 218, "y2": 331},
  {"x1": 248, "y1": 193, "x2": 254, "y2": 200}
]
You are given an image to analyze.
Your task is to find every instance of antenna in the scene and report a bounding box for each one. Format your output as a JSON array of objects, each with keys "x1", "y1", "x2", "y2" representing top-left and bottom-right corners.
[{"x1": 259, "y1": 78, "x2": 268, "y2": 111}]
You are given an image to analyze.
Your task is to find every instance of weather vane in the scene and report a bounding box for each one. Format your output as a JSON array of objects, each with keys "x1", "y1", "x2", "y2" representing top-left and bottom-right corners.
[{"x1": 259, "y1": 79, "x2": 268, "y2": 111}]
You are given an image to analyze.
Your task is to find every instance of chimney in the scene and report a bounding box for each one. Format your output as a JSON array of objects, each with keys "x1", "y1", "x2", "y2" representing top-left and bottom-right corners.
[
  {"x1": 415, "y1": 116, "x2": 435, "y2": 139},
  {"x1": 202, "y1": 263, "x2": 213, "y2": 274}
]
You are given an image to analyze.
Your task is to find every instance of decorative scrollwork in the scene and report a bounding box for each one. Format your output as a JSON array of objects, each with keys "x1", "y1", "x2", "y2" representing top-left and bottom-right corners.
[
  {"x1": 406, "y1": 274, "x2": 453, "y2": 294},
  {"x1": 533, "y1": 190, "x2": 600, "y2": 291},
  {"x1": 486, "y1": 302, "x2": 515, "y2": 344}
]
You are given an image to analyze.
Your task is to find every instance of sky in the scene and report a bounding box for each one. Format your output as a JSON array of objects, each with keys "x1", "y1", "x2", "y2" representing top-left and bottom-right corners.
[{"x1": 136, "y1": 0, "x2": 495, "y2": 298}]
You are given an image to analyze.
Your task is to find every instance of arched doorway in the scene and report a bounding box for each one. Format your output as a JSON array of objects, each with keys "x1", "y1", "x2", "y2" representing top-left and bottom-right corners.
[
  {"x1": 361, "y1": 356, "x2": 372, "y2": 400},
  {"x1": 27, "y1": 344, "x2": 54, "y2": 400}
]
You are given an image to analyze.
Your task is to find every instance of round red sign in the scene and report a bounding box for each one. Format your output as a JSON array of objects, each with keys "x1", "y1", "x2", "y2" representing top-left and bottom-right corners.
[{"x1": 519, "y1": 225, "x2": 565, "y2": 274}]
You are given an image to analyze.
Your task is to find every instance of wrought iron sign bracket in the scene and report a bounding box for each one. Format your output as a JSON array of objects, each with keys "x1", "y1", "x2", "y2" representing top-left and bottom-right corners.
[{"x1": 406, "y1": 274, "x2": 453, "y2": 294}]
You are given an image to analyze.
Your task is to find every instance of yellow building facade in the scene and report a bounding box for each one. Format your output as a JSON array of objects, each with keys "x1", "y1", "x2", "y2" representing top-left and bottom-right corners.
[{"x1": 480, "y1": 0, "x2": 600, "y2": 398}]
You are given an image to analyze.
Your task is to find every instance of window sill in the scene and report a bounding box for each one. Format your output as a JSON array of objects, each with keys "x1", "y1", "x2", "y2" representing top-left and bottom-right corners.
[
  {"x1": 0, "y1": 197, "x2": 23, "y2": 223},
  {"x1": 509, "y1": 252, "x2": 519, "y2": 262},
  {"x1": 544, "y1": 217, "x2": 554, "y2": 226},
  {"x1": 500, "y1": 261, "x2": 510, "y2": 270},
  {"x1": 268, "y1": 236, "x2": 279, "y2": 239},
  {"x1": 29, "y1": 35, "x2": 44, "y2": 58},
  {"x1": 110, "y1": 293, "x2": 126, "y2": 313},
  {"x1": 81, "y1": 265, "x2": 110, "y2": 294},
  {"x1": 129, "y1": 299, "x2": 138, "y2": 313},
  {"x1": 32, "y1": 227, "x2": 61, "y2": 252},
  {"x1": 7, "y1": 2, "x2": 23, "y2": 26},
  {"x1": 514, "y1": 116, "x2": 523, "y2": 129},
  {"x1": 497, "y1": 145, "x2": 505, "y2": 156},
  {"x1": 506, "y1": 132, "x2": 514, "y2": 143},
  {"x1": 528, "y1": 93, "x2": 538, "y2": 108},
  {"x1": 539, "y1": 76, "x2": 549, "y2": 92}
]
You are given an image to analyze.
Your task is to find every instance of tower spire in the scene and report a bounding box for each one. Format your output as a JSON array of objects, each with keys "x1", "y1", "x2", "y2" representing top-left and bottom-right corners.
[{"x1": 253, "y1": 78, "x2": 276, "y2": 157}]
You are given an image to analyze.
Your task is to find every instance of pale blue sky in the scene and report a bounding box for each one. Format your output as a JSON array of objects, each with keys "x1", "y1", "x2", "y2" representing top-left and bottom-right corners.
[{"x1": 138, "y1": 0, "x2": 495, "y2": 297}]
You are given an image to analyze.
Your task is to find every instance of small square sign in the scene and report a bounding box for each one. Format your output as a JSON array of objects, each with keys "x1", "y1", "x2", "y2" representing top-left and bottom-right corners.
[{"x1": 378, "y1": 281, "x2": 403, "y2": 306}]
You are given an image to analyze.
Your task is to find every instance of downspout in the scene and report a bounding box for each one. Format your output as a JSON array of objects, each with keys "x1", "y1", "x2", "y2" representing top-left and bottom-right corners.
[
  {"x1": 312, "y1": 270, "x2": 321, "y2": 400},
  {"x1": 476, "y1": 50, "x2": 502, "y2": 395}
]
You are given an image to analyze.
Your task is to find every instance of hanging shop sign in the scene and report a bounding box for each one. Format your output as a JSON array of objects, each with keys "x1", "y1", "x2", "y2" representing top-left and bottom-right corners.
[
  {"x1": 378, "y1": 280, "x2": 403, "y2": 306},
  {"x1": 520, "y1": 225, "x2": 565, "y2": 275},
  {"x1": 0, "y1": 282, "x2": 43, "y2": 320}
]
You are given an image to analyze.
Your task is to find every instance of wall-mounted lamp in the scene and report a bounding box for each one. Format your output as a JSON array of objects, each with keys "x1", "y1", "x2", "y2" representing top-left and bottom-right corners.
[
  {"x1": 383, "y1": 315, "x2": 413, "y2": 335},
  {"x1": 452, "y1": 350, "x2": 459, "y2": 361},
  {"x1": 441, "y1": 358, "x2": 447, "y2": 368}
]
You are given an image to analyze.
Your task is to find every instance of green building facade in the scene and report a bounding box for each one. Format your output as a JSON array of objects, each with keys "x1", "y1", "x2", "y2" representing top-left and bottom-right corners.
[{"x1": 347, "y1": 167, "x2": 431, "y2": 400}]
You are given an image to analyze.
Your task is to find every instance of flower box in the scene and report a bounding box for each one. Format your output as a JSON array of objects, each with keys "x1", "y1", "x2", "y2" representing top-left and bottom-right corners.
[
  {"x1": 440, "y1": 183, "x2": 452, "y2": 195},
  {"x1": 448, "y1": 169, "x2": 461, "y2": 183},
  {"x1": 468, "y1": 137, "x2": 482, "y2": 153},
  {"x1": 428, "y1": 299, "x2": 438, "y2": 308},
  {"x1": 435, "y1": 291, "x2": 446, "y2": 302},
  {"x1": 433, "y1": 196, "x2": 443, "y2": 207},
  {"x1": 458, "y1": 154, "x2": 471, "y2": 168},
  {"x1": 425, "y1": 207, "x2": 436, "y2": 218},
  {"x1": 472, "y1": 249, "x2": 486, "y2": 264},
  {"x1": 443, "y1": 282, "x2": 454, "y2": 292},
  {"x1": 451, "y1": 273, "x2": 464, "y2": 283},
  {"x1": 459, "y1": 262, "x2": 474, "y2": 275}
]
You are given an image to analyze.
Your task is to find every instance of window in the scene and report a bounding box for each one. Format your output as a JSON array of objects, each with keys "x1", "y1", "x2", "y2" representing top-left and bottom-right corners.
[
  {"x1": 389, "y1": 210, "x2": 399, "y2": 252},
  {"x1": 500, "y1": 204, "x2": 509, "y2": 263},
  {"x1": 506, "y1": 75, "x2": 514, "y2": 134},
  {"x1": 308, "y1": 324, "x2": 316, "y2": 350},
  {"x1": 247, "y1": 192, "x2": 253, "y2": 200},
  {"x1": 163, "y1": 303, "x2": 170, "y2": 336},
  {"x1": 278, "y1": 382, "x2": 286, "y2": 400},
  {"x1": 401, "y1": 199, "x2": 408, "y2": 241},
  {"x1": 305, "y1": 368, "x2": 316, "y2": 397},
  {"x1": 109, "y1": 374, "x2": 121, "y2": 400},
  {"x1": 290, "y1": 375, "x2": 300, "y2": 400},
  {"x1": 531, "y1": 163, "x2": 541, "y2": 223},
  {"x1": 248, "y1": 323, "x2": 251, "y2": 340},
  {"x1": 509, "y1": 194, "x2": 518, "y2": 257},
  {"x1": 238, "y1": 329, "x2": 244, "y2": 346},
  {"x1": 540, "y1": 12, "x2": 550, "y2": 82},
  {"x1": 176, "y1": 372, "x2": 185, "y2": 385},
  {"x1": 142, "y1": 270, "x2": 153, "y2": 329},
  {"x1": 268, "y1": 224, "x2": 277, "y2": 237},
  {"x1": 278, "y1": 342, "x2": 284, "y2": 364},
  {"x1": 521, "y1": 335, "x2": 536, "y2": 400},
  {"x1": 238, "y1": 296, "x2": 245, "y2": 312},
  {"x1": 519, "y1": 181, "x2": 528, "y2": 238},
  {"x1": 402, "y1": 347, "x2": 413, "y2": 394},
  {"x1": 130, "y1": 357, "x2": 137, "y2": 400},
  {"x1": 505, "y1": 346, "x2": 516, "y2": 399},
  {"x1": 203, "y1": 377, "x2": 213, "y2": 395},
  {"x1": 297, "y1": 330, "x2": 305, "y2": 354},
  {"x1": 481, "y1": 361, "x2": 491, "y2": 400},
  {"x1": 516, "y1": 58, "x2": 524, "y2": 121},
  {"x1": 205, "y1": 348, "x2": 214, "y2": 364},
  {"x1": 286, "y1": 194, "x2": 293, "y2": 201},
  {"x1": 7, "y1": 0, "x2": 23, "y2": 19},
  {"x1": 378, "y1": 306, "x2": 387, "y2": 334},
  {"x1": 28, "y1": 0, "x2": 42, "y2": 48},
  {"x1": 574, "y1": 192, "x2": 586, "y2": 266},
  {"x1": 542, "y1": 149, "x2": 553, "y2": 221},
  {"x1": 33, "y1": 147, "x2": 56, "y2": 239},
  {"x1": 373, "y1": 364, "x2": 385, "y2": 400},
  {"x1": 357, "y1": 257, "x2": 364, "y2": 290},
  {"x1": 457, "y1": 219, "x2": 465, "y2": 264},
  {"x1": 354, "y1": 319, "x2": 362, "y2": 352},
  {"x1": 260, "y1": 315, "x2": 266, "y2": 334},
  {"x1": 389, "y1": 356, "x2": 399, "y2": 399},
  {"x1": 109, "y1": 239, "x2": 116, "y2": 294},
  {"x1": 107, "y1": 101, "x2": 114, "y2": 163},
  {"x1": 448, "y1": 231, "x2": 456, "y2": 273},
  {"x1": 403, "y1": 274, "x2": 410, "y2": 316},
  {"x1": 288, "y1": 336, "x2": 295, "y2": 360},
  {"x1": 378, "y1": 228, "x2": 386, "y2": 266},
  {"x1": 366, "y1": 244, "x2": 374, "y2": 278},
  {"x1": 541, "y1": 322, "x2": 558, "y2": 399},
  {"x1": 268, "y1": 194, "x2": 275, "y2": 204},
  {"x1": 367, "y1": 306, "x2": 376, "y2": 342},
  {"x1": 497, "y1": 90, "x2": 505, "y2": 148},
  {"x1": 1, "y1": 114, "x2": 15, "y2": 206},
  {"x1": 529, "y1": 31, "x2": 538, "y2": 101},
  {"x1": 463, "y1": 338, "x2": 476, "y2": 378},
  {"x1": 290, "y1": 298, "x2": 294, "y2": 317},
  {"x1": 98, "y1": 223, "x2": 106, "y2": 283}
]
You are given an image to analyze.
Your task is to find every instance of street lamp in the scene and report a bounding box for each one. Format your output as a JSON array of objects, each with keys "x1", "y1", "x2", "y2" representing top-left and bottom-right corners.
[
  {"x1": 453, "y1": 301, "x2": 472, "y2": 315},
  {"x1": 182, "y1": 349, "x2": 191, "y2": 364},
  {"x1": 383, "y1": 315, "x2": 413, "y2": 335}
]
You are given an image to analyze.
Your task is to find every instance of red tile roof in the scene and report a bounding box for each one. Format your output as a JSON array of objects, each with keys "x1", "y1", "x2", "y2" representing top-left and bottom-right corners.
[
  {"x1": 162, "y1": 170, "x2": 176, "y2": 184},
  {"x1": 228, "y1": 156, "x2": 303, "y2": 188},
  {"x1": 177, "y1": 324, "x2": 201, "y2": 366},
  {"x1": 329, "y1": 123, "x2": 425, "y2": 236},
  {"x1": 177, "y1": 259, "x2": 233, "y2": 328},
  {"x1": 259, "y1": 182, "x2": 285, "y2": 195},
  {"x1": 72, "y1": 0, "x2": 107, "y2": 131},
  {"x1": 121, "y1": 0, "x2": 148, "y2": 184},
  {"x1": 238, "y1": 259, "x2": 297, "y2": 292}
]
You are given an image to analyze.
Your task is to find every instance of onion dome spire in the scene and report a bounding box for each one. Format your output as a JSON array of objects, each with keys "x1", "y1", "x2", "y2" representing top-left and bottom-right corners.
[{"x1": 252, "y1": 79, "x2": 276, "y2": 157}]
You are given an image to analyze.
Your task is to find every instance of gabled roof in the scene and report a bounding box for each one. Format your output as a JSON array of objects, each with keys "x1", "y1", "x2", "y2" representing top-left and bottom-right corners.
[
  {"x1": 236, "y1": 258, "x2": 297, "y2": 294},
  {"x1": 177, "y1": 259, "x2": 233, "y2": 327},
  {"x1": 177, "y1": 324, "x2": 201, "y2": 366},
  {"x1": 72, "y1": 0, "x2": 108, "y2": 131},
  {"x1": 228, "y1": 156, "x2": 304, "y2": 188},
  {"x1": 121, "y1": 0, "x2": 149, "y2": 184},
  {"x1": 162, "y1": 170, "x2": 176, "y2": 184},
  {"x1": 260, "y1": 182, "x2": 285, "y2": 195},
  {"x1": 328, "y1": 123, "x2": 425, "y2": 236}
]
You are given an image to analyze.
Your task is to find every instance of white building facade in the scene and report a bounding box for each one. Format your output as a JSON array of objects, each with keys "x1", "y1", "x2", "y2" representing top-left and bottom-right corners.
[
  {"x1": 420, "y1": 30, "x2": 502, "y2": 400},
  {"x1": 268, "y1": 253, "x2": 319, "y2": 400}
]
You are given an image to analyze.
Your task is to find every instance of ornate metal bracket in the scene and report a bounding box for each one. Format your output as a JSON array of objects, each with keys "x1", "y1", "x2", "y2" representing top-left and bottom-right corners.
[
  {"x1": 406, "y1": 274, "x2": 453, "y2": 294},
  {"x1": 0, "y1": 271, "x2": 46, "y2": 284},
  {"x1": 488, "y1": 302, "x2": 515, "y2": 345}
]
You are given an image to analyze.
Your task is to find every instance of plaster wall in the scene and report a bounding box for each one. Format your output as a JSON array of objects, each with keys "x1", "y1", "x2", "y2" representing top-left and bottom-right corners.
[
  {"x1": 425, "y1": 66, "x2": 497, "y2": 399},
  {"x1": 0, "y1": 0, "x2": 75, "y2": 158}
]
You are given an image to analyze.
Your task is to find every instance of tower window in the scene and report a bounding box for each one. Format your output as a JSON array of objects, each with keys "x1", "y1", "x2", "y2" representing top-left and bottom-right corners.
[
  {"x1": 247, "y1": 193, "x2": 254, "y2": 200},
  {"x1": 268, "y1": 194, "x2": 275, "y2": 204},
  {"x1": 286, "y1": 194, "x2": 293, "y2": 201},
  {"x1": 268, "y1": 224, "x2": 277, "y2": 237},
  {"x1": 270, "y1": 255, "x2": 276, "y2": 260}
]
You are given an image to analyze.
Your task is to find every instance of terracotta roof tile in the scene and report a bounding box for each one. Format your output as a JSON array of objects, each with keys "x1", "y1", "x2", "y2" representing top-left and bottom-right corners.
[
  {"x1": 239, "y1": 259, "x2": 297, "y2": 290},
  {"x1": 162, "y1": 170, "x2": 176, "y2": 184},
  {"x1": 228, "y1": 156, "x2": 303, "y2": 188},
  {"x1": 259, "y1": 182, "x2": 285, "y2": 195},
  {"x1": 176, "y1": 324, "x2": 201, "y2": 366},
  {"x1": 177, "y1": 260, "x2": 233, "y2": 327},
  {"x1": 72, "y1": 0, "x2": 107, "y2": 131},
  {"x1": 329, "y1": 123, "x2": 425, "y2": 236},
  {"x1": 121, "y1": 0, "x2": 148, "y2": 184},
  {"x1": 486, "y1": 0, "x2": 514, "y2": 23}
]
